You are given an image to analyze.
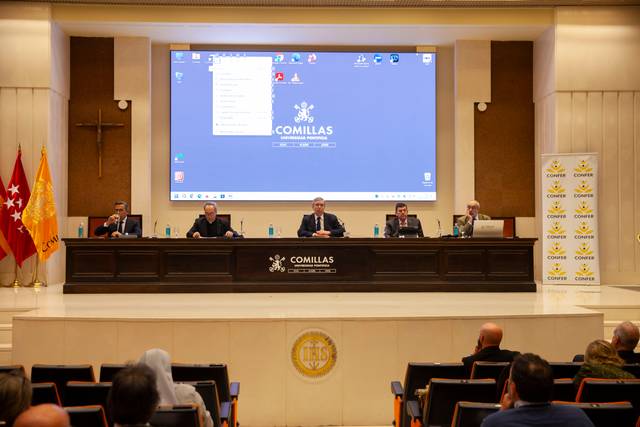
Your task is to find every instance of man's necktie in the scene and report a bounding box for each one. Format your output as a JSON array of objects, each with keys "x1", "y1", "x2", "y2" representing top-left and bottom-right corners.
[
  {"x1": 316, "y1": 216, "x2": 321, "y2": 231},
  {"x1": 120, "y1": 221, "x2": 125, "y2": 234}
]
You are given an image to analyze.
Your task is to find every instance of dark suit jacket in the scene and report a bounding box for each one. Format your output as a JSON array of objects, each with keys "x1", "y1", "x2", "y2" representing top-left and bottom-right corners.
[
  {"x1": 384, "y1": 216, "x2": 424, "y2": 238},
  {"x1": 94, "y1": 217, "x2": 142, "y2": 237},
  {"x1": 481, "y1": 403, "x2": 595, "y2": 427},
  {"x1": 462, "y1": 346, "x2": 519, "y2": 376},
  {"x1": 186, "y1": 217, "x2": 237, "y2": 238},
  {"x1": 297, "y1": 213, "x2": 345, "y2": 237}
]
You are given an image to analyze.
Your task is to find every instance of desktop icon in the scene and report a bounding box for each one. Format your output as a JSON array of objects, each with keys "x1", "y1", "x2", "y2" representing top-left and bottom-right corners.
[
  {"x1": 191, "y1": 52, "x2": 201, "y2": 60},
  {"x1": 291, "y1": 73, "x2": 301, "y2": 82},
  {"x1": 175, "y1": 52, "x2": 184, "y2": 60},
  {"x1": 356, "y1": 54, "x2": 367, "y2": 63},
  {"x1": 274, "y1": 53, "x2": 285, "y2": 63},
  {"x1": 275, "y1": 72, "x2": 285, "y2": 81},
  {"x1": 174, "y1": 171, "x2": 184, "y2": 183},
  {"x1": 175, "y1": 72, "x2": 184, "y2": 81},
  {"x1": 422, "y1": 53, "x2": 433, "y2": 65},
  {"x1": 291, "y1": 53, "x2": 302, "y2": 63},
  {"x1": 373, "y1": 53, "x2": 383, "y2": 64},
  {"x1": 307, "y1": 53, "x2": 317, "y2": 63},
  {"x1": 390, "y1": 53, "x2": 400, "y2": 64},
  {"x1": 174, "y1": 153, "x2": 184, "y2": 163},
  {"x1": 424, "y1": 172, "x2": 431, "y2": 181}
]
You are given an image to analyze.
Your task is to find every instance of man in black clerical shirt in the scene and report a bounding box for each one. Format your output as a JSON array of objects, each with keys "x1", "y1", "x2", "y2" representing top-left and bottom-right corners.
[{"x1": 186, "y1": 202, "x2": 237, "y2": 238}]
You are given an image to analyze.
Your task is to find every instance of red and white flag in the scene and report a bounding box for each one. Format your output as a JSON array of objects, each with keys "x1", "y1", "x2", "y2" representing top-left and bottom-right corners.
[{"x1": 2, "y1": 149, "x2": 36, "y2": 267}]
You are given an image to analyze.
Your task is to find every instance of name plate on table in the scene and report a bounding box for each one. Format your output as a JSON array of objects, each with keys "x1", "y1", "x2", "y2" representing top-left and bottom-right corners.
[{"x1": 235, "y1": 245, "x2": 370, "y2": 281}]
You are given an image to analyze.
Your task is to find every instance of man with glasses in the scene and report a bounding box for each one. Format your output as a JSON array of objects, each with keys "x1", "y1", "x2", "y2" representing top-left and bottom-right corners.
[{"x1": 94, "y1": 200, "x2": 142, "y2": 238}]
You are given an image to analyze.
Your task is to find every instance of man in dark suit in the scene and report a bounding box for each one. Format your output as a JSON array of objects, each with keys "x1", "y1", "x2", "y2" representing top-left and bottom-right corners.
[
  {"x1": 573, "y1": 321, "x2": 640, "y2": 363},
  {"x1": 297, "y1": 197, "x2": 345, "y2": 238},
  {"x1": 462, "y1": 322, "x2": 518, "y2": 376},
  {"x1": 94, "y1": 200, "x2": 142, "y2": 238},
  {"x1": 481, "y1": 353, "x2": 594, "y2": 427},
  {"x1": 384, "y1": 202, "x2": 424, "y2": 238},
  {"x1": 187, "y1": 202, "x2": 237, "y2": 238}
]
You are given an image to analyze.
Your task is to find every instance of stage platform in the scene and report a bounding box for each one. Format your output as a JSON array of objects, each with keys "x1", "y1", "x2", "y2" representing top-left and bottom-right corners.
[{"x1": 2, "y1": 284, "x2": 640, "y2": 426}]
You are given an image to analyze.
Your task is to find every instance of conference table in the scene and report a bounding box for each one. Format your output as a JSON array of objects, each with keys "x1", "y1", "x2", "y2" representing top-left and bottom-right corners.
[{"x1": 62, "y1": 237, "x2": 536, "y2": 293}]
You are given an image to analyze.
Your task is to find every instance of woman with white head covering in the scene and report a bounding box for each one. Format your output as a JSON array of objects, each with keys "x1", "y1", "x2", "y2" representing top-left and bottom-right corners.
[{"x1": 140, "y1": 349, "x2": 214, "y2": 427}]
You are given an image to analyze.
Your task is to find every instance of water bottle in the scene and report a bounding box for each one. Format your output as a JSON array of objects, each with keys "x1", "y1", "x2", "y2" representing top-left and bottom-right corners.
[
  {"x1": 78, "y1": 221, "x2": 84, "y2": 238},
  {"x1": 165, "y1": 224, "x2": 171, "y2": 238},
  {"x1": 453, "y1": 223, "x2": 459, "y2": 238},
  {"x1": 373, "y1": 223, "x2": 380, "y2": 238},
  {"x1": 268, "y1": 223, "x2": 274, "y2": 238}
]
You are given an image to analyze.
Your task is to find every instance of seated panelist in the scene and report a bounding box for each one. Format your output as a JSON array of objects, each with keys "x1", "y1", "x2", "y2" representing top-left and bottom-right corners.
[
  {"x1": 297, "y1": 197, "x2": 345, "y2": 238},
  {"x1": 384, "y1": 202, "x2": 424, "y2": 238},
  {"x1": 94, "y1": 200, "x2": 142, "y2": 238},
  {"x1": 456, "y1": 199, "x2": 491, "y2": 236},
  {"x1": 187, "y1": 202, "x2": 238, "y2": 239}
]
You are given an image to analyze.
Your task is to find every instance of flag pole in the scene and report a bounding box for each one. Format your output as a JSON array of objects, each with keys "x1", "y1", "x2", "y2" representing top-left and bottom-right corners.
[
  {"x1": 10, "y1": 262, "x2": 21, "y2": 288},
  {"x1": 30, "y1": 256, "x2": 44, "y2": 288}
]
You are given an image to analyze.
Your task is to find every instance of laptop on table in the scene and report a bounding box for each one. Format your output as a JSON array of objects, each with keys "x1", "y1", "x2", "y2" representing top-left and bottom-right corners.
[{"x1": 471, "y1": 220, "x2": 504, "y2": 238}]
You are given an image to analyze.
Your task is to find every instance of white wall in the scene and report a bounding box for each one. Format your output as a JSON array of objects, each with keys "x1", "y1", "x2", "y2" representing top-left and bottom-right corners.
[
  {"x1": 0, "y1": 3, "x2": 69, "y2": 285},
  {"x1": 534, "y1": 6, "x2": 640, "y2": 284}
]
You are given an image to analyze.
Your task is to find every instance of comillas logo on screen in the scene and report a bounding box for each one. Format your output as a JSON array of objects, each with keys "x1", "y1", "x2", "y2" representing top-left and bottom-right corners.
[{"x1": 274, "y1": 101, "x2": 334, "y2": 137}]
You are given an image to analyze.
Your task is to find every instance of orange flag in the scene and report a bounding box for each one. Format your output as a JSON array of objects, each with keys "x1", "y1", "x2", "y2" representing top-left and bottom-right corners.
[{"x1": 22, "y1": 147, "x2": 59, "y2": 261}]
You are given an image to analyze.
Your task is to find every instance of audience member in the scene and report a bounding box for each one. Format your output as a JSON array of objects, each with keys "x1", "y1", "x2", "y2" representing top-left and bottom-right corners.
[
  {"x1": 108, "y1": 364, "x2": 159, "y2": 427},
  {"x1": 13, "y1": 404, "x2": 69, "y2": 427},
  {"x1": 573, "y1": 339, "x2": 635, "y2": 389},
  {"x1": 462, "y1": 322, "x2": 518, "y2": 376},
  {"x1": 140, "y1": 348, "x2": 213, "y2": 427},
  {"x1": 573, "y1": 321, "x2": 640, "y2": 364},
  {"x1": 481, "y1": 353, "x2": 594, "y2": 427},
  {"x1": 0, "y1": 371, "x2": 31, "y2": 427}
]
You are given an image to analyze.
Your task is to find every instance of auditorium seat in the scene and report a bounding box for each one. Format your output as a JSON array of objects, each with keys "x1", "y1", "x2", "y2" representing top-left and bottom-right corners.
[
  {"x1": 470, "y1": 362, "x2": 510, "y2": 381},
  {"x1": 64, "y1": 381, "x2": 112, "y2": 424},
  {"x1": 576, "y1": 378, "x2": 640, "y2": 414},
  {"x1": 31, "y1": 382, "x2": 61, "y2": 406},
  {"x1": 178, "y1": 380, "x2": 232, "y2": 427},
  {"x1": 551, "y1": 378, "x2": 576, "y2": 402},
  {"x1": 622, "y1": 363, "x2": 640, "y2": 378},
  {"x1": 553, "y1": 401, "x2": 637, "y2": 427},
  {"x1": 391, "y1": 363, "x2": 466, "y2": 427},
  {"x1": 65, "y1": 405, "x2": 109, "y2": 427},
  {"x1": 0, "y1": 364, "x2": 25, "y2": 375},
  {"x1": 150, "y1": 404, "x2": 199, "y2": 427},
  {"x1": 548, "y1": 362, "x2": 582, "y2": 379},
  {"x1": 31, "y1": 364, "x2": 95, "y2": 403},
  {"x1": 99, "y1": 363, "x2": 127, "y2": 382},
  {"x1": 171, "y1": 363, "x2": 239, "y2": 427},
  {"x1": 408, "y1": 379, "x2": 497, "y2": 427},
  {"x1": 451, "y1": 402, "x2": 500, "y2": 427}
]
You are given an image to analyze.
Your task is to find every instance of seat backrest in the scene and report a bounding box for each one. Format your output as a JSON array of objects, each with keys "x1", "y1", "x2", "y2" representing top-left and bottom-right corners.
[
  {"x1": 553, "y1": 402, "x2": 637, "y2": 427},
  {"x1": 400, "y1": 363, "x2": 467, "y2": 427},
  {"x1": 63, "y1": 382, "x2": 111, "y2": 412},
  {"x1": 424, "y1": 379, "x2": 497, "y2": 427},
  {"x1": 88, "y1": 214, "x2": 143, "y2": 237},
  {"x1": 99, "y1": 363, "x2": 127, "y2": 382},
  {"x1": 178, "y1": 380, "x2": 222, "y2": 427},
  {"x1": 31, "y1": 382, "x2": 61, "y2": 406},
  {"x1": 31, "y1": 364, "x2": 95, "y2": 402},
  {"x1": 0, "y1": 365, "x2": 25, "y2": 375},
  {"x1": 150, "y1": 404, "x2": 199, "y2": 427},
  {"x1": 172, "y1": 364, "x2": 231, "y2": 402},
  {"x1": 548, "y1": 362, "x2": 582, "y2": 379},
  {"x1": 385, "y1": 214, "x2": 418, "y2": 222},
  {"x1": 470, "y1": 362, "x2": 510, "y2": 381},
  {"x1": 576, "y1": 378, "x2": 640, "y2": 409},
  {"x1": 451, "y1": 401, "x2": 500, "y2": 427},
  {"x1": 65, "y1": 405, "x2": 108, "y2": 427},
  {"x1": 197, "y1": 214, "x2": 231, "y2": 227},
  {"x1": 551, "y1": 378, "x2": 576, "y2": 402}
]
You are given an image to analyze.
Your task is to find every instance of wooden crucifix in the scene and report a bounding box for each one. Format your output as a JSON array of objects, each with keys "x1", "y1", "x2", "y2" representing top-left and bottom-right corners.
[{"x1": 76, "y1": 108, "x2": 124, "y2": 178}]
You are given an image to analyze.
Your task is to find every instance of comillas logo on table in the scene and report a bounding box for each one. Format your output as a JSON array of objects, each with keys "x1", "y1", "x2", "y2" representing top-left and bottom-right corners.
[{"x1": 267, "y1": 254, "x2": 336, "y2": 274}]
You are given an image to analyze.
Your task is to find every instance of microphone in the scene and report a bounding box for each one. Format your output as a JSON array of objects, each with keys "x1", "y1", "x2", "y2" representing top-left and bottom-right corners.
[
  {"x1": 240, "y1": 218, "x2": 244, "y2": 236},
  {"x1": 337, "y1": 217, "x2": 349, "y2": 238},
  {"x1": 436, "y1": 218, "x2": 442, "y2": 238}
]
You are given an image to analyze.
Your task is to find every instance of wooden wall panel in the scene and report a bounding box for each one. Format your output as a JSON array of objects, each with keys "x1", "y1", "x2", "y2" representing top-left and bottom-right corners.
[
  {"x1": 474, "y1": 41, "x2": 534, "y2": 217},
  {"x1": 68, "y1": 37, "x2": 131, "y2": 217}
]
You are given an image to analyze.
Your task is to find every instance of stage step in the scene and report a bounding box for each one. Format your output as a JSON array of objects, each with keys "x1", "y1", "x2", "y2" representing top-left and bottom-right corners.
[
  {"x1": 580, "y1": 305, "x2": 640, "y2": 321},
  {"x1": 0, "y1": 343, "x2": 11, "y2": 364}
]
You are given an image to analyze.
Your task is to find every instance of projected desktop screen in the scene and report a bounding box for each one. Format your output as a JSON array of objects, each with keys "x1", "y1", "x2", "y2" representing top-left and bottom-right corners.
[{"x1": 170, "y1": 49, "x2": 437, "y2": 201}]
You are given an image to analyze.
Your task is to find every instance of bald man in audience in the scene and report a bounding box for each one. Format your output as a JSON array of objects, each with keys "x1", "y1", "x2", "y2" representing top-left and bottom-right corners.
[
  {"x1": 13, "y1": 404, "x2": 70, "y2": 427},
  {"x1": 573, "y1": 321, "x2": 640, "y2": 364},
  {"x1": 462, "y1": 322, "x2": 519, "y2": 376}
]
